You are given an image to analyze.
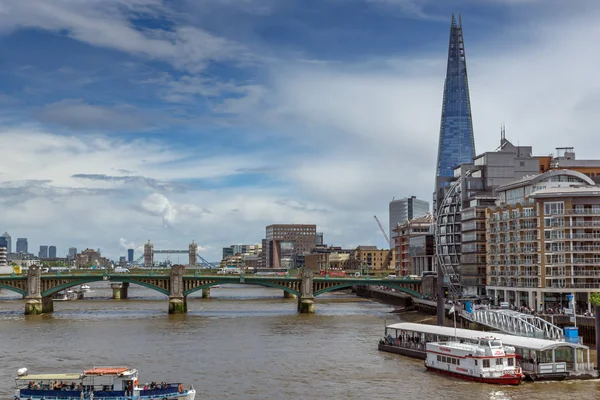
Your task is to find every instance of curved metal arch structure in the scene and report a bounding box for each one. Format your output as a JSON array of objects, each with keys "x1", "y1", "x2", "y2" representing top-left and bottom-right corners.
[
  {"x1": 435, "y1": 169, "x2": 475, "y2": 300},
  {"x1": 40, "y1": 276, "x2": 171, "y2": 297},
  {"x1": 462, "y1": 308, "x2": 564, "y2": 340},
  {"x1": 314, "y1": 283, "x2": 423, "y2": 298},
  {"x1": 0, "y1": 283, "x2": 26, "y2": 296}
]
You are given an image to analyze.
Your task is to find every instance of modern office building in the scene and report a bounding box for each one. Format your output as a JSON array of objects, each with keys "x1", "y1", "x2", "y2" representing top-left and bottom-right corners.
[
  {"x1": 393, "y1": 213, "x2": 434, "y2": 276},
  {"x1": 486, "y1": 170, "x2": 599, "y2": 312},
  {"x1": 389, "y1": 196, "x2": 430, "y2": 240},
  {"x1": 264, "y1": 224, "x2": 317, "y2": 268},
  {"x1": 38, "y1": 245, "x2": 48, "y2": 259},
  {"x1": 222, "y1": 244, "x2": 262, "y2": 260},
  {"x1": 68, "y1": 247, "x2": 78, "y2": 260},
  {"x1": 128, "y1": 248, "x2": 134, "y2": 263},
  {"x1": 1, "y1": 232, "x2": 11, "y2": 254},
  {"x1": 435, "y1": 137, "x2": 540, "y2": 297},
  {"x1": 48, "y1": 245, "x2": 57, "y2": 258},
  {"x1": 434, "y1": 13, "x2": 476, "y2": 205},
  {"x1": 16, "y1": 238, "x2": 28, "y2": 254}
]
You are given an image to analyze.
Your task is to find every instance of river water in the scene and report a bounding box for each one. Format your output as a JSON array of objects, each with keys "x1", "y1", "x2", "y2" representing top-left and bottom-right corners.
[{"x1": 0, "y1": 284, "x2": 599, "y2": 400}]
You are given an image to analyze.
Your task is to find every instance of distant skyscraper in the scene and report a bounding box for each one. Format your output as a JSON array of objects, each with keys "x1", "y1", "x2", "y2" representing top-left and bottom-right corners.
[
  {"x1": 0, "y1": 237, "x2": 7, "y2": 249},
  {"x1": 1, "y1": 232, "x2": 11, "y2": 254},
  {"x1": 389, "y1": 196, "x2": 430, "y2": 240},
  {"x1": 128, "y1": 248, "x2": 134, "y2": 263},
  {"x1": 68, "y1": 247, "x2": 77, "y2": 259},
  {"x1": 49, "y1": 246, "x2": 57, "y2": 258},
  {"x1": 39, "y1": 245, "x2": 48, "y2": 259},
  {"x1": 16, "y1": 238, "x2": 28, "y2": 254},
  {"x1": 316, "y1": 232, "x2": 324, "y2": 246},
  {"x1": 435, "y1": 13, "x2": 476, "y2": 205}
]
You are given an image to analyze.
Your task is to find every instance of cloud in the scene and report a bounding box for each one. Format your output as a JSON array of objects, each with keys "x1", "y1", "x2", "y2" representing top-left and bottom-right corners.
[
  {"x1": 36, "y1": 99, "x2": 157, "y2": 131},
  {"x1": 72, "y1": 173, "x2": 187, "y2": 192},
  {"x1": 0, "y1": 0, "x2": 253, "y2": 73}
]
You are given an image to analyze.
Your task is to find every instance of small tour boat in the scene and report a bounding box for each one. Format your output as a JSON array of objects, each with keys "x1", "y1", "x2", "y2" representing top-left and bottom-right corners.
[
  {"x1": 80, "y1": 284, "x2": 92, "y2": 293},
  {"x1": 14, "y1": 366, "x2": 196, "y2": 400},
  {"x1": 52, "y1": 290, "x2": 78, "y2": 301},
  {"x1": 424, "y1": 337, "x2": 524, "y2": 385}
]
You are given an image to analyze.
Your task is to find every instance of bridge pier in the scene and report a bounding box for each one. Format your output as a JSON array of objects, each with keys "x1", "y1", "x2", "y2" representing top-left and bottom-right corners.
[
  {"x1": 297, "y1": 296, "x2": 315, "y2": 314},
  {"x1": 284, "y1": 291, "x2": 297, "y2": 299},
  {"x1": 169, "y1": 265, "x2": 187, "y2": 314},
  {"x1": 298, "y1": 268, "x2": 315, "y2": 314},
  {"x1": 111, "y1": 283, "x2": 129, "y2": 300},
  {"x1": 24, "y1": 266, "x2": 55, "y2": 315},
  {"x1": 202, "y1": 288, "x2": 210, "y2": 299}
]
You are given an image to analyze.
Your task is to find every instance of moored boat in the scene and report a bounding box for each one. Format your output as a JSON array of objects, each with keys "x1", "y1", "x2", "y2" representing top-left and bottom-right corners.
[
  {"x1": 14, "y1": 366, "x2": 196, "y2": 399},
  {"x1": 80, "y1": 284, "x2": 92, "y2": 292},
  {"x1": 424, "y1": 338, "x2": 523, "y2": 385}
]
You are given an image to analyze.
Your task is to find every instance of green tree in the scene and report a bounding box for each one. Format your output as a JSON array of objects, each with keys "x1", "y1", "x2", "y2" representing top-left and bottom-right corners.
[{"x1": 589, "y1": 293, "x2": 600, "y2": 307}]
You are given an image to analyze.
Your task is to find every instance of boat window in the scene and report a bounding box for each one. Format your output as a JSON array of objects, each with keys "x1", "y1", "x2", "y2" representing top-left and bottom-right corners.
[
  {"x1": 451, "y1": 358, "x2": 456, "y2": 365},
  {"x1": 474, "y1": 360, "x2": 478, "y2": 366},
  {"x1": 437, "y1": 355, "x2": 442, "y2": 362},
  {"x1": 456, "y1": 359, "x2": 460, "y2": 366},
  {"x1": 441, "y1": 356, "x2": 447, "y2": 363},
  {"x1": 507, "y1": 357, "x2": 514, "y2": 367},
  {"x1": 483, "y1": 359, "x2": 490, "y2": 368},
  {"x1": 491, "y1": 340, "x2": 502, "y2": 347},
  {"x1": 496, "y1": 358, "x2": 503, "y2": 366}
]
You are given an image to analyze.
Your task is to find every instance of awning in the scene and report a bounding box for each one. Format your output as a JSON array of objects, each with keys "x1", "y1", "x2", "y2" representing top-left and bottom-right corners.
[{"x1": 16, "y1": 373, "x2": 83, "y2": 381}]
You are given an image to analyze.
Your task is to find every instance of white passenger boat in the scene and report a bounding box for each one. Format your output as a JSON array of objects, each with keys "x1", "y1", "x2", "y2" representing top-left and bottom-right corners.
[
  {"x1": 52, "y1": 290, "x2": 78, "y2": 301},
  {"x1": 424, "y1": 338, "x2": 524, "y2": 385},
  {"x1": 14, "y1": 366, "x2": 196, "y2": 400},
  {"x1": 80, "y1": 284, "x2": 92, "y2": 292}
]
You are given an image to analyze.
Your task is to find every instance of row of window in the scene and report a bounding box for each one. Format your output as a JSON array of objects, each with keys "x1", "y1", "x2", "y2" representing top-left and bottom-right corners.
[{"x1": 437, "y1": 355, "x2": 460, "y2": 365}]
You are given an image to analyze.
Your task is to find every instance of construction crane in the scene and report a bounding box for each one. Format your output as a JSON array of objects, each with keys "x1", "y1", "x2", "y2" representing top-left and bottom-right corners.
[{"x1": 373, "y1": 215, "x2": 391, "y2": 247}]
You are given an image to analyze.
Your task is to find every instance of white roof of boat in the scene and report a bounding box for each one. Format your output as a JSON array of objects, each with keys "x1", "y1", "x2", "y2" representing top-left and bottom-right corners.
[
  {"x1": 16, "y1": 373, "x2": 83, "y2": 381},
  {"x1": 386, "y1": 322, "x2": 588, "y2": 352}
]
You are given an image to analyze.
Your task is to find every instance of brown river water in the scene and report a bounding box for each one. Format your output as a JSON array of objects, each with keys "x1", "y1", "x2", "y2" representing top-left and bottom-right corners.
[{"x1": 0, "y1": 284, "x2": 599, "y2": 400}]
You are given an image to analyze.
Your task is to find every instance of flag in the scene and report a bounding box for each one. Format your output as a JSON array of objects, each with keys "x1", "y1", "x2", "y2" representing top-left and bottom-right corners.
[{"x1": 449, "y1": 305, "x2": 455, "y2": 315}]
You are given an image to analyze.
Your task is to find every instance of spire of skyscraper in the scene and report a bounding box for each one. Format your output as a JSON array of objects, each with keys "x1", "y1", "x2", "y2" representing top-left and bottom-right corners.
[{"x1": 434, "y1": 13, "x2": 475, "y2": 196}]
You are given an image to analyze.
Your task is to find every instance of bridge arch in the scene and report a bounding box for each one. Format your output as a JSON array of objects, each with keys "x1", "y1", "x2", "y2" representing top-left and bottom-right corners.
[
  {"x1": 184, "y1": 280, "x2": 300, "y2": 298},
  {"x1": 39, "y1": 276, "x2": 170, "y2": 297},
  {"x1": 0, "y1": 283, "x2": 26, "y2": 297},
  {"x1": 314, "y1": 282, "x2": 423, "y2": 299}
]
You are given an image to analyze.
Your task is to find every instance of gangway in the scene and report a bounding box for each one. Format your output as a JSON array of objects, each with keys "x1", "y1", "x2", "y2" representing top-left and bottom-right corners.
[{"x1": 461, "y1": 308, "x2": 564, "y2": 340}]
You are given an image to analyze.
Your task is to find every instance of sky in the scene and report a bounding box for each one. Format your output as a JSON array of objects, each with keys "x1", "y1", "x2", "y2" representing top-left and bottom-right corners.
[{"x1": 1, "y1": 0, "x2": 600, "y2": 261}]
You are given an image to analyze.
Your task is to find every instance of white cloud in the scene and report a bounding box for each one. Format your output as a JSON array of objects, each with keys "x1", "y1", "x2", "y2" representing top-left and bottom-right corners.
[{"x1": 0, "y1": 0, "x2": 250, "y2": 73}]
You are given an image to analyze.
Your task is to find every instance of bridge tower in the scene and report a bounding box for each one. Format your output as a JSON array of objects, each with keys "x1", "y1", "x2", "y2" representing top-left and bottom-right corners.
[
  {"x1": 189, "y1": 241, "x2": 197, "y2": 267},
  {"x1": 144, "y1": 241, "x2": 154, "y2": 267}
]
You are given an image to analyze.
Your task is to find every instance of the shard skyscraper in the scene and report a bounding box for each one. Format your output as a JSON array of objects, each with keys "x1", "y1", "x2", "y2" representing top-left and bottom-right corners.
[{"x1": 434, "y1": 13, "x2": 475, "y2": 201}]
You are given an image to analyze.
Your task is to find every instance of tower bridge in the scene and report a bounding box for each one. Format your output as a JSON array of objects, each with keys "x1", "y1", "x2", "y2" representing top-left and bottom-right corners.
[
  {"x1": 0, "y1": 266, "x2": 422, "y2": 315},
  {"x1": 139, "y1": 240, "x2": 217, "y2": 268}
]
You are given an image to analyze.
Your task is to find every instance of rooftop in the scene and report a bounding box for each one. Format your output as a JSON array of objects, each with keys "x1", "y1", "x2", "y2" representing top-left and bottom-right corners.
[
  {"x1": 528, "y1": 186, "x2": 600, "y2": 198},
  {"x1": 386, "y1": 322, "x2": 588, "y2": 352}
]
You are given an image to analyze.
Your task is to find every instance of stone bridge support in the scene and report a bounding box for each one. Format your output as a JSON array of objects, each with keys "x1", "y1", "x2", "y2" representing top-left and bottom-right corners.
[
  {"x1": 24, "y1": 266, "x2": 53, "y2": 315},
  {"x1": 202, "y1": 288, "x2": 211, "y2": 299},
  {"x1": 284, "y1": 291, "x2": 297, "y2": 299},
  {"x1": 169, "y1": 265, "x2": 187, "y2": 314},
  {"x1": 298, "y1": 268, "x2": 315, "y2": 314},
  {"x1": 111, "y1": 282, "x2": 129, "y2": 300}
]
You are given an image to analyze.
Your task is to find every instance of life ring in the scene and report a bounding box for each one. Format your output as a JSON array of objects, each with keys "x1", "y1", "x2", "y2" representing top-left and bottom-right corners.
[
  {"x1": 133, "y1": 379, "x2": 138, "y2": 388},
  {"x1": 178, "y1": 383, "x2": 184, "y2": 393}
]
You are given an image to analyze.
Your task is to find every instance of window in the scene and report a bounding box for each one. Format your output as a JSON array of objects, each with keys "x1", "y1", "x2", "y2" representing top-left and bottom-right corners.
[
  {"x1": 483, "y1": 359, "x2": 490, "y2": 368},
  {"x1": 437, "y1": 355, "x2": 441, "y2": 362},
  {"x1": 544, "y1": 202, "x2": 564, "y2": 216},
  {"x1": 474, "y1": 360, "x2": 478, "y2": 366},
  {"x1": 456, "y1": 359, "x2": 460, "y2": 366},
  {"x1": 496, "y1": 358, "x2": 503, "y2": 366},
  {"x1": 507, "y1": 358, "x2": 514, "y2": 366}
]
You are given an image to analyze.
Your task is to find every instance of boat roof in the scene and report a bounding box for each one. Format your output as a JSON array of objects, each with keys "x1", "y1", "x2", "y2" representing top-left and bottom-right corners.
[
  {"x1": 16, "y1": 373, "x2": 83, "y2": 381},
  {"x1": 84, "y1": 367, "x2": 130, "y2": 376},
  {"x1": 387, "y1": 322, "x2": 588, "y2": 352}
]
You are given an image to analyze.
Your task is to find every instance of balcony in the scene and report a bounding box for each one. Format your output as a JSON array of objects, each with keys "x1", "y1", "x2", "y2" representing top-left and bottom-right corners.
[
  {"x1": 565, "y1": 208, "x2": 600, "y2": 215},
  {"x1": 573, "y1": 258, "x2": 600, "y2": 265}
]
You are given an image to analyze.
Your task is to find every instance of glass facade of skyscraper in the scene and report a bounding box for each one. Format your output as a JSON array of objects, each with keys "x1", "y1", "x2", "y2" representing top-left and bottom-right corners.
[{"x1": 435, "y1": 14, "x2": 475, "y2": 188}]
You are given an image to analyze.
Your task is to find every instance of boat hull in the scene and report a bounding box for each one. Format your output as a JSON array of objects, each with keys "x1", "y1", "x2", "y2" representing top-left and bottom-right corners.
[
  {"x1": 17, "y1": 389, "x2": 196, "y2": 400},
  {"x1": 426, "y1": 366, "x2": 522, "y2": 386}
]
